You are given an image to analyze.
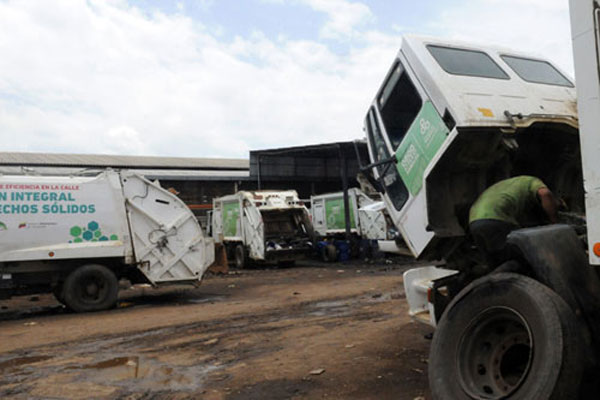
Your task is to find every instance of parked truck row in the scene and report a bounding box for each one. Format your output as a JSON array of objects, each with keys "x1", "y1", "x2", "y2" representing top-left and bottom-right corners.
[{"x1": 0, "y1": 170, "x2": 394, "y2": 312}]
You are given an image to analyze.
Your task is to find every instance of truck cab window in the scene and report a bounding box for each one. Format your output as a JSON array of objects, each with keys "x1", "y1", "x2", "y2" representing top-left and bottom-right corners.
[
  {"x1": 366, "y1": 108, "x2": 389, "y2": 163},
  {"x1": 501, "y1": 55, "x2": 574, "y2": 87},
  {"x1": 378, "y1": 63, "x2": 423, "y2": 150},
  {"x1": 366, "y1": 109, "x2": 409, "y2": 211},
  {"x1": 427, "y1": 45, "x2": 510, "y2": 80}
]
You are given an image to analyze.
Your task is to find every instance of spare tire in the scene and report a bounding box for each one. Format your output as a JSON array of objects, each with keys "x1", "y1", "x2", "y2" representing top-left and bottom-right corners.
[
  {"x1": 63, "y1": 264, "x2": 119, "y2": 313},
  {"x1": 429, "y1": 273, "x2": 584, "y2": 400}
]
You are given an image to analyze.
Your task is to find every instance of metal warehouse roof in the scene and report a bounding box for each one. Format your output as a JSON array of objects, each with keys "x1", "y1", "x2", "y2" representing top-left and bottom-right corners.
[
  {"x1": 0, "y1": 152, "x2": 249, "y2": 171},
  {"x1": 251, "y1": 141, "x2": 364, "y2": 158},
  {"x1": 0, "y1": 166, "x2": 250, "y2": 181}
]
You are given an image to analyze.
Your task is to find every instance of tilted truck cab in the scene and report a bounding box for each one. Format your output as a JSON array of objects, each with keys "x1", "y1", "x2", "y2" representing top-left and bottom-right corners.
[
  {"x1": 364, "y1": 34, "x2": 600, "y2": 399},
  {"x1": 365, "y1": 35, "x2": 582, "y2": 264}
]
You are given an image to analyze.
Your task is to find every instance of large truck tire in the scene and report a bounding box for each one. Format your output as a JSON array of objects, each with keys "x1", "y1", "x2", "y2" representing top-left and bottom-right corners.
[
  {"x1": 63, "y1": 264, "x2": 119, "y2": 312},
  {"x1": 429, "y1": 272, "x2": 584, "y2": 400},
  {"x1": 234, "y1": 244, "x2": 248, "y2": 269},
  {"x1": 321, "y1": 244, "x2": 337, "y2": 262}
]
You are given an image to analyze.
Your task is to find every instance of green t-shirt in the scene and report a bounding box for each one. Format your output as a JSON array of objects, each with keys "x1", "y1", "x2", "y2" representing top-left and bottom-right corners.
[{"x1": 469, "y1": 176, "x2": 547, "y2": 226}]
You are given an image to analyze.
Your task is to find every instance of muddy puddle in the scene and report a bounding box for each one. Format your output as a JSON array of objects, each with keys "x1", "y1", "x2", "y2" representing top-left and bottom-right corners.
[
  {"x1": 0, "y1": 355, "x2": 53, "y2": 373},
  {"x1": 0, "y1": 352, "x2": 221, "y2": 397},
  {"x1": 307, "y1": 292, "x2": 393, "y2": 317},
  {"x1": 308, "y1": 300, "x2": 353, "y2": 317},
  {"x1": 64, "y1": 355, "x2": 220, "y2": 391},
  {"x1": 185, "y1": 295, "x2": 226, "y2": 304},
  {"x1": 0, "y1": 322, "x2": 226, "y2": 397}
]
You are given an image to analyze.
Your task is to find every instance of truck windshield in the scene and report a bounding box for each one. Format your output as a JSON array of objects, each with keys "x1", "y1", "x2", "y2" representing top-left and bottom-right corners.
[
  {"x1": 500, "y1": 55, "x2": 573, "y2": 87},
  {"x1": 378, "y1": 62, "x2": 422, "y2": 149},
  {"x1": 427, "y1": 45, "x2": 509, "y2": 80},
  {"x1": 366, "y1": 109, "x2": 409, "y2": 211}
]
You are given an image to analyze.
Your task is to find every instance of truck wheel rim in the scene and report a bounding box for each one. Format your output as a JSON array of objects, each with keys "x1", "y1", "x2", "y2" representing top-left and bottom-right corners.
[
  {"x1": 456, "y1": 306, "x2": 533, "y2": 399},
  {"x1": 80, "y1": 274, "x2": 107, "y2": 303}
]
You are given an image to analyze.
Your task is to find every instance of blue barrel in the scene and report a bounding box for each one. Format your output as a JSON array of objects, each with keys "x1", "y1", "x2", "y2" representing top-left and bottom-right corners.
[{"x1": 335, "y1": 240, "x2": 351, "y2": 262}]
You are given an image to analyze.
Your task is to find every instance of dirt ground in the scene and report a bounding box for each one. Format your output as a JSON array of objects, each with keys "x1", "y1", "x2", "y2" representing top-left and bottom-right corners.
[{"x1": 0, "y1": 259, "x2": 433, "y2": 400}]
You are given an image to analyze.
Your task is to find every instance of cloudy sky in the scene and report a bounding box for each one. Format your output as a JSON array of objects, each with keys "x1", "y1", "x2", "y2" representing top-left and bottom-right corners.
[{"x1": 0, "y1": 0, "x2": 573, "y2": 158}]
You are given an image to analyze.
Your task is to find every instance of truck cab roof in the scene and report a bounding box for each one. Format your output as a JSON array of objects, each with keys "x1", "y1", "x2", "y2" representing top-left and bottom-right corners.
[{"x1": 392, "y1": 35, "x2": 577, "y2": 129}]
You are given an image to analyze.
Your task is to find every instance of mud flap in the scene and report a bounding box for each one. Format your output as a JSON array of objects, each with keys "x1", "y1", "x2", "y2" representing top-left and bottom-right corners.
[
  {"x1": 207, "y1": 243, "x2": 229, "y2": 274},
  {"x1": 507, "y1": 224, "x2": 600, "y2": 359}
]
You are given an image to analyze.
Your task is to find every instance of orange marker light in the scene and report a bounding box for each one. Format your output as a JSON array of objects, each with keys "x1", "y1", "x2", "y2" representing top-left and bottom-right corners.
[
  {"x1": 593, "y1": 243, "x2": 600, "y2": 257},
  {"x1": 48, "y1": 251, "x2": 55, "y2": 257}
]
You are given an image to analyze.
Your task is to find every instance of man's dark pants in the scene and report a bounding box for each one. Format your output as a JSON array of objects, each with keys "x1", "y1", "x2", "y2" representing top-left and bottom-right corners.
[{"x1": 469, "y1": 219, "x2": 518, "y2": 268}]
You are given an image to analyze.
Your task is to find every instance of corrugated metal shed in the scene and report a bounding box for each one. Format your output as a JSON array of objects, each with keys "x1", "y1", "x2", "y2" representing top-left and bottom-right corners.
[
  {"x1": 0, "y1": 152, "x2": 249, "y2": 171},
  {"x1": 248, "y1": 140, "x2": 372, "y2": 200},
  {"x1": 250, "y1": 141, "x2": 368, "y2": 182},
  {"x1": 249, "y1": 141, "x2": 373, "y2": 238}
]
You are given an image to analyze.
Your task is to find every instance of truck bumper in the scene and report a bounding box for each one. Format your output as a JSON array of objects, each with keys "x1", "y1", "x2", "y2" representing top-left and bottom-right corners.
[
  {"x1": 403, "y1": 266, "x2": 459, "y2": 327},
  {"x1": 264, "y1": 248, "x2": 311, "y2": 262}
]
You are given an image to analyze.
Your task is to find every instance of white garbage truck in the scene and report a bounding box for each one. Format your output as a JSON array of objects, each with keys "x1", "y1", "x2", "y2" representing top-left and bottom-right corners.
[
  {"x1": 310, "y1": 188, "x2": 398, "y2": 260},
  {"x1": 211, "y1": 190, "x2": 313, "y2": 268},
  {"x1": 360, "y1": 26, "x2": 600, "y2": 398},
  {"x1": 0, "y1": 169, "x2": 215, "y2": 312}
]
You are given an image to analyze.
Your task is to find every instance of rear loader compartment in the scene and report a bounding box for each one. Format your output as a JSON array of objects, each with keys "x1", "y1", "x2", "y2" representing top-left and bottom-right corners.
[
  {"x1": 212, "y1": 191, "x2": 314, "y2": 266},
  {"x1": 262, "y1": 208, "x2": 313, "y2": 257}
]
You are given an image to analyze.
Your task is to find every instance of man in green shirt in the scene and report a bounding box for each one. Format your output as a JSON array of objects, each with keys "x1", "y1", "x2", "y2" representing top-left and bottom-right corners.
[{"x1": 469, "y1": 176, "x2": 559, "y2": 267}]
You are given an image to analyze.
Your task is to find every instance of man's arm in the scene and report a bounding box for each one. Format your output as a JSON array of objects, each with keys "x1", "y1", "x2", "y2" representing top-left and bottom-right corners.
[{"x1": 537, "y1": 187, "x2": 558, "y2": 223}]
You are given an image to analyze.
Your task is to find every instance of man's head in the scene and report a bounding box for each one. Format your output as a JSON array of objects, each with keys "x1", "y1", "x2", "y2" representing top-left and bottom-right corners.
[{"x1": 537, "y1": 187, "x2": 559, "y2": 223}]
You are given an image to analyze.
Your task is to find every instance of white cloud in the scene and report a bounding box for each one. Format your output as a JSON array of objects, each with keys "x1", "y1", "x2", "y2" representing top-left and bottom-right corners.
[
  {"x1": 431, "y1": 0, "x2": 573, "y2": 75},
  {"x1": 0, "y1": 0, "x2": 397, "y2": 158},
  {"x1": 260, "y1": 0, "x2": 374, "y2": 39},
  {"x1": 103, "y1": 126, "x2": 149, "y2": 155},
  {"x1": 299, "y1": 0, "x2": 374, "y2": 39},
  {"x1": 0, "y1": 0, "x2": 578, "y2": 160}
]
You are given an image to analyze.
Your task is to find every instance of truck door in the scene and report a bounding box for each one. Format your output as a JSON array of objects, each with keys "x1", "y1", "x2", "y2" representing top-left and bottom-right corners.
[
  {"x1": 366, "y1": 57, "x2": 449, "y2": 256},
  {"x1": 312, "y1": 201, "x2": 326, "y2": 236}
]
